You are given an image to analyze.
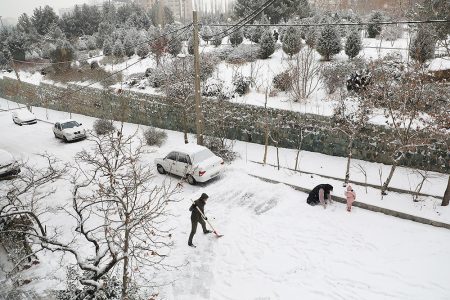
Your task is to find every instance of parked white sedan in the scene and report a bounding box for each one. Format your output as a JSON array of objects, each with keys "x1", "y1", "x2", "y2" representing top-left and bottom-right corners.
[
  {"x1": 12, "y1": 109, "x2": 37, "y2": 125},
  {"x1": 53, "y1": 120, "x2": 86, "y2": 142},
  {"x1": 0, "y1": 149, "x2": 20, "y2": 179},
  {"x1": 155, "y1": 144, "x2": 224, "y2": 185}
]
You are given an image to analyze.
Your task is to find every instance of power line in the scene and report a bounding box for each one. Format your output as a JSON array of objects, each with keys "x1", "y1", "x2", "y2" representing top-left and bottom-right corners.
[
  {"x1": 207, "y1": 19, "x2": 450, "y2": 28},
  {"x1": 12, "y1": 23, "x2": 193, "y2": 66},
  {"x1": 201, "y1": 0, "x2": 278, "y2": 40}
]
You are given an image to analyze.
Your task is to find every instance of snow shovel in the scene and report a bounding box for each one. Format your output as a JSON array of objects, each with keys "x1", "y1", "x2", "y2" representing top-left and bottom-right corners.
[{"x1": 191, "y1": 199, "x2": 224, "y2": 238}]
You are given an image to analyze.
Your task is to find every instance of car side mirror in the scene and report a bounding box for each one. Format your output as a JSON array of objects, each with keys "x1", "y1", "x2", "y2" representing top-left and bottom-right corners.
[{"x1": 79, "y1": 123, "x2": 82, "y2": 126}]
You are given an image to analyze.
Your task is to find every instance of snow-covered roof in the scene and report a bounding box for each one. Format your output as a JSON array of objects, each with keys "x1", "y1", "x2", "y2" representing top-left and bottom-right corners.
[
  {"x1": 13, "y1": 109, "x2": 36, "y2": 120},
  {"x1": 173, "y1": 143, "x2": 209, "y2": 155},
  {"x1": 56, "y1": 119, "x2": 78, "y2": 124}
]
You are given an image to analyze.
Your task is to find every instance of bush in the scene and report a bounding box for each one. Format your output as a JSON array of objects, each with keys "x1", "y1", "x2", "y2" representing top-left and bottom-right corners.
[
  {"x1": 145, "y1": 68, "x2": 164, "y2": 87},
  {"x1": 259, "y1": 30, "x2": 275, "y2": 59},
  {"x1": 232, "y1": 74, "x2": 251, "y2": 96},
  {"x1": 143, "y1": 127, "x2": 167, "y2": 147},
  {"x1": 226, "y1": 44, "x2": 260, "y2": 64},
  {"x1": 212, "y1": 36, "x2": 222, "y2": 47},
  {"x1": 203, "y1": 136, "x2": 237, "y2": 163},
  {"x1": 321, "y1": 59, "x2": 366, "y2": 94},
  {"x1": 367, "y1": 11, "x2": 384, "y2": 38},
  {"x1": 229, "y1": 29, "x2": 244, "y2": 47},
  {"x1": 93, "y1": 119, "x2": 115, "y2": 135},
  {"x1": 203, "y1": 77, "x2": 224, "y2": 97},
  {"x1": 273, "y1": 70, "x2": 292, "y2": 91}
]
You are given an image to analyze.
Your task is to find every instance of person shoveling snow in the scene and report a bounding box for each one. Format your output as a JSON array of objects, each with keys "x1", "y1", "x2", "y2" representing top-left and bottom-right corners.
[{"x1": 188, "y1": 193, "x2": 213, "y2": 247}]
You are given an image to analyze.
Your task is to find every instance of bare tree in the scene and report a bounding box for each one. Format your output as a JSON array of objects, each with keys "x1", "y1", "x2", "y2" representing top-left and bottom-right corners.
[
  {"x1": 332, "y1": 95, "x2": 371, "y2": 186},
  {"x1": 363, "y1": 60, "x2": 448, "y2": 195},
  {"x1": 1, "y1": 129, "x2": 180, "y2": 299},
  {"x1": 288, "y1": 47, "x2": 322, "y2": 102}
]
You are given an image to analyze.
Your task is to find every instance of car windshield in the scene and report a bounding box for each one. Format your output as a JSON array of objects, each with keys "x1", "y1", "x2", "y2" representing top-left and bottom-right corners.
[
  {"x1": 61, "y1": 121, "x2": 79, "y2": 129},
  {"x1": 191, "y1": 149, "x2": 215, "y2": 164}
]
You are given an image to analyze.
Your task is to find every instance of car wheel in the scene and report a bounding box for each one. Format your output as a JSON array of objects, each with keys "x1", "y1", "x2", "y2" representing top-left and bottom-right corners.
[
  {"x1": 54, "y1": 132, "x2": 58, "y2": 138},
  {"x1": 157, "y1": 164, "x2": 166, "y2": 174},
  {"x1": 63, "y1": 136, "x2": 69, "y2": 143},
  {"x1": 187, "y1": 174, "x2": 196, "y2": 185}
]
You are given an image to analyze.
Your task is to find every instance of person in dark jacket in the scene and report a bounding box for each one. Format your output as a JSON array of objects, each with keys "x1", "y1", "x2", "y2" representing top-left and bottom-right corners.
[
  {"x1": 307, "y1": 184, "x2": 334, "y2": 209},
  {"x1": 188, "y1": 193, "x2": 212, "y2": 247},
  {"x1": 273, "y1": 29, "x2": 279, "y2": 41}
]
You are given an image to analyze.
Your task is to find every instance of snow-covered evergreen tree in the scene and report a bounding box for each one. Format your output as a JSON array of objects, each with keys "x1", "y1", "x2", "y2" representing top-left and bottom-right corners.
[
  {"x1": 282, "y1": 26, "x2": 302, "y2": 58},
  {"x1": 136, "y1": 38, "x2": 149, "y2": 58},
  {"x1": 49, "y1": 39, "x2": 75, "y2": 70},
  {"x1": 201, "y1": 25, "x2": 213, "y2": 44},
  {"x1": 410, "y1": 26, "x2": 436, "y2": 63},
  {"x1": 103, "y1": 38, "x2": 113, "y2": 56},
  {"x1": 212, "y1": 35, "x2": 222, "y2": 47},
  {"x1": 113, "y1": 39, "x2": 124, "y2": 57},
  {"x1": 31, "y1": 5, "x2": 59, "y2": 36},
  {"x1": 123, "y1": 34, "x2": 135, "y2": 57},
  {"x1": 249, "y1": 23, "x2": 263, "y2": 43},
  {"x1": 345, "y1": 29, "x2": 362, "y2": 59},
  {"x1": 367, "y1": 11, "x2": 383, "y2": 38},
  {"x1": 87, "y1": 36, "x2": 97, "y2": 50},
  {"x1": 259, "y1": 30, "x2": 275, "y2": 59},
  {"x1": 316, "y1": 25, "x2": 342, "y2": 61},
  {"x1": 168, "y1": 34, "x2": 182, "y2": 56},
  {"x1": 229, "y1": 29, "x2": 244, "y2": 47}
]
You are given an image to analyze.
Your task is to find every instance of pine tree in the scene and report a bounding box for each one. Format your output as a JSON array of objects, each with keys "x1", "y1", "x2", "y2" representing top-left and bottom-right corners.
[
  {"x1": 50, "y1": 39, "x2": 75, "y2": 70},
  {"x1": 123, "y1": 34, "x2": 135, "y2": 57},
  {"x1": 103, "y1": 38, "x2": 113, "y2": 56},
  {"x1": 113, "y1": 39, "x2": 124, "y2": 57},
  {"x1": 316, "y1": 25, "x2": 342, "y2": 61},
  {"x1": 136, "y1": 38, "x2": 149, "y2": 58},
  {"x1": 345, "y1": 29, "x2": 362, "y2": 59},
  {"x1": 259, "y1": 30, "x2": 275, "y2": 59},
  {"x1": 367, "y1": 11, "x2": 383, "y2": 38},
  {"x1": 229, "y1": 29, "x2": 244, "y2": 47},
  {"x1": 168, "y1": 34, "x2": 182, "y2": 56},
  {"x1": 410, "y1": 26, "x2": 436, "y2": 63},
  {"x1": 212, "y1": 35, "x2": 222, "y2": 47},
  {"x1": 249, "y1": 23, "x2": 263, "y2": 43},
  {"x1": 282, "y1": 26, "x2": 302, "y2": 58},
  {"x1": 201, "y1": 25, "x2": 213, "y2": 44},
  {"x1": 31, "y1": 5, "x2": 59, "y2": 36}
]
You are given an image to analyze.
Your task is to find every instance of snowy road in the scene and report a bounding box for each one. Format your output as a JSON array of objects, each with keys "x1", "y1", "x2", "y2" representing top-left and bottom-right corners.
[{"x1": 1, "y1": 105, "x2": 450, "y2": 300}]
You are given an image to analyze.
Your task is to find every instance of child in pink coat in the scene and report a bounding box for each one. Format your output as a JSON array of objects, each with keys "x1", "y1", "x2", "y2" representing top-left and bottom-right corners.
[{"x1": 344, "y1": 185, "x2": 356, "y2": 212}]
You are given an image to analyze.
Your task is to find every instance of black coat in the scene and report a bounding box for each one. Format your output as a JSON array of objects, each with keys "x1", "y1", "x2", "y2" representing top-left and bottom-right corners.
[
  {"x1": 190, "y1": 198, "x2": 206, "y2": 221},
  {"x1": 307, "y1": 184, "x2": 333, "y2": 205}
]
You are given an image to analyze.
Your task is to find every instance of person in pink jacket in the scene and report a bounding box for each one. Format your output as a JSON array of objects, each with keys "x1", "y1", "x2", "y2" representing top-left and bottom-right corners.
[{"x1": 344, "y1": 185, "x2": 356, "y2": 212}]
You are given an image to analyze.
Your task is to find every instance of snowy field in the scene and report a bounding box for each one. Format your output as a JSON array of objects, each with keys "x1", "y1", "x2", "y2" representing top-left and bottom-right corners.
[{"x1": 1, "y1": 99, "x2": 450, "y2": 300}]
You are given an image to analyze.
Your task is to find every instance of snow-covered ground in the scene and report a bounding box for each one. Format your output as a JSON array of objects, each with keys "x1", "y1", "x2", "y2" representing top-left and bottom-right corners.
[{"x1": 1, "y1": 98, "x2": 449, "y2": 300}]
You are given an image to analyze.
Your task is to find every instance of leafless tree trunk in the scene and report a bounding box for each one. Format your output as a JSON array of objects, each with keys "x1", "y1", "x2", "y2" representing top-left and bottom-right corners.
[{"x1": 443, "y1": 176, "x2": 450, "y2": 206}]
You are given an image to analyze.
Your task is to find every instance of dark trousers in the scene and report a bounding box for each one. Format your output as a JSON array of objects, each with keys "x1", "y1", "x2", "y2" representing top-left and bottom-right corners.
[{"x1": 188, "y1": 218, "x2": 208, "y2": 245}]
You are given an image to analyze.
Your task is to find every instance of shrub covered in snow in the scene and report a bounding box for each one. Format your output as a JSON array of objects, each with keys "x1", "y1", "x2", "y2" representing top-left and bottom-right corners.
[
  {"x1": 203, "y1": 77, "x2": 224, "y2": 97},
  {"x1": 102, "y1": 39, "x2": 113, "y2": 56},
  {"x1": 259, "y1": 30, "x2": 275, "y2": 59},
  {"x1": 136, "y1": 38, "x2": 150, "y2": 58},
  {"x1": 321, "y1": 59, "x2": 366, "y2": 94},
  {"x1": 316, "y1": 24, "x2": 342, "y2": 61},
  {"x1": 93, "y1": 119, "x2": 115, "y2": 135},
  {"x1": 229, "y1": 29, "x2": 244, "y2": 47},
  {"x1": 203, "y1": 135, "x2": 237, "y2": 162},
  {"x1": 345, "y1": 29, "x2": 362, "y2": 59},
  {"x1": 282, "y1": 26, "x2": 302, "y2": 58},
  {"x1": 410, "y1": 26, "x2": 436, "y2": 63},
  {"x1": 226, "y1": 44, "x2": 260, "y2": 64},
  {"x1": 212, "y1": 35, "x2": 222, "y2": 47},
  {"x1": 113, "y1": 39, "x2": 125, "y2": 57},
  {"x1": 273, "y1": 70, "x2": 292, "y2": 91},
  {"x1": 232, "y1": 74, "x2": 251, "y2": 96},
  {"x1": 367, "y1": 11, "x2": 384, "y2": 38},
  {"x1": 145, "y1": 68, "x2": 164, "y2": 88},
  {"x1": 380, "y1": 25, "x2": 402, "y2": 42},
  {"x1": 143, "y1": 127, "x2": 167, "y2": 147}
]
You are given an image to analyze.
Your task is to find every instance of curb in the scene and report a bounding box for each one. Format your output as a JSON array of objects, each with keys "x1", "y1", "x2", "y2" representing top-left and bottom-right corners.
[
  {"x1": 249, "y1": 174, "x2": 450, "y2": 230},
  {"x1": 249, "y1": 160, "x2": 442, "y2": 199}
]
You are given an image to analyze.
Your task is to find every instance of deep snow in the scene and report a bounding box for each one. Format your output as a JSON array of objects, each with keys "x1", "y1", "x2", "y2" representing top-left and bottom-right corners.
[{"x1": 1, "y1": 99, "x2": 449, "y2": 300}]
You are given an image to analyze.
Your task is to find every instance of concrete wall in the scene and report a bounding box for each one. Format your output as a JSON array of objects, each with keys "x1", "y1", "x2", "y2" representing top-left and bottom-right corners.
[{"x1": 0, "y1": 76, "x2": 448, "y2": 173}]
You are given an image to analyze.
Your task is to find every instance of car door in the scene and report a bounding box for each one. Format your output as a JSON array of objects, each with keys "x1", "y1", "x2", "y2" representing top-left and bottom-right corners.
[
  {"x1": 12, "y1": 112, "x2": 18, "y2": 123},
  {"x1": 55, "y1": 123, "x2": 63, "y2": 137},
  {"x1": 165, "y1": 152, "x2": 178, "y2": 175},
  {"x1": 176, "y1": 153, "x2": 191, "y2": 177}
]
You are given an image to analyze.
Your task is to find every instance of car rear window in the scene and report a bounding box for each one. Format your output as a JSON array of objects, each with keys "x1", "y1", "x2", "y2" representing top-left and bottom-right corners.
[{"x1": 191, "y1": 149, "x2": 214, "y2": 163}]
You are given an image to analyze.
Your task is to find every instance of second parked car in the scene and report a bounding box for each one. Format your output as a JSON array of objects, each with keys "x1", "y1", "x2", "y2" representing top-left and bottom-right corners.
[
  {"x1": 12, "y1": 109, "x2": 37, "y2": 125},
  {"x1": 155, "y1": 144, "x2": 224, "y2": 185},
  {"x1": 53, "y1": 120, "x2": 86, "y2": 142}
]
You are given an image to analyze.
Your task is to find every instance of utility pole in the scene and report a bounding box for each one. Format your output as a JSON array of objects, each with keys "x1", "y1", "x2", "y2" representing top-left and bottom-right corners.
[{"x1": 193, "y1": 11, "x2": 204, "y2": 145}]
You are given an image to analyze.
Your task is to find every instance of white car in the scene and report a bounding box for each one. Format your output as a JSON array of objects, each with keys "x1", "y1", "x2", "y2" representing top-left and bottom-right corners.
[
  {"x1": 155, "y1": 144, "x2": 224, "y2": 185},
  {"x1": 53, "y1": 120, "x2": 86, "y2": 142},
  {"x1": 12, "y1": 109, "x2": 37, "y2": 125},
  {"x1": 0, "y1": 149, "x2": 20, "y2": 179}
]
